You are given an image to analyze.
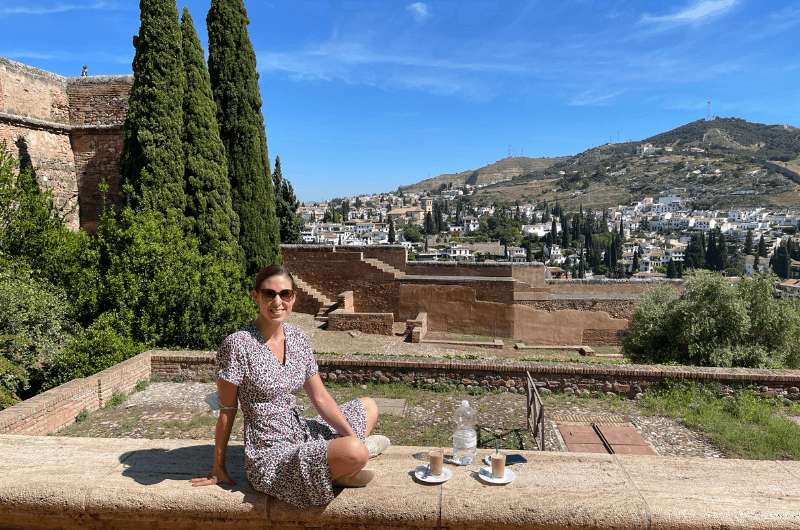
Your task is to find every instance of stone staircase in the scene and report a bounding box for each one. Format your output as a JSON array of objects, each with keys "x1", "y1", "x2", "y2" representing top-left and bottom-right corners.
[
  {"x1": 363, "y1": 257, "x2": 406, "y2": 279},
  {"x1": 293, "y1": 274, "x2": 337, "y2": 322}
]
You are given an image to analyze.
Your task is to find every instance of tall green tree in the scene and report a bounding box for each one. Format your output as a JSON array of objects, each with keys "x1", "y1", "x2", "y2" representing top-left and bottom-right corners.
[
  {"x1": 180, "y1": 7, "x2": 239, "y2": 257},
  {"x1": 121, "y1": 0, "x2": 186, "y2": 215},
  {"x1": 744, "y1": 229, "x2": 753, "y2": 256},
  {"x1": 272, "y1": 157, "x2": 302, "y2": 244},
  {"x1": 388, "y1": 218, "x2": 396, "y2": 244},
  {"x1": 207, "y1": 0, "x2": 281, "y2": 275},
  {"x1": 685, "y1": 233, "x2": 705, "y2": 269},
  {"x1": 757, "y1": 234, "x2": 767, "y2": 258}
]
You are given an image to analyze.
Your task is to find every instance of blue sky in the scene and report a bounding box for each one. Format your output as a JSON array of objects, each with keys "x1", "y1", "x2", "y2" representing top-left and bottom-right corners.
[{"x1": 2, "y1": 1, "x2": 799, "y2": 201}]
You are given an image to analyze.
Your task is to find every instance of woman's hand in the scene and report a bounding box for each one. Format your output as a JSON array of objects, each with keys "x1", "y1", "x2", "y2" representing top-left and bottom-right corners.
[{"x1": 191, "y1": 464, "x2": 236, "y2": 487}]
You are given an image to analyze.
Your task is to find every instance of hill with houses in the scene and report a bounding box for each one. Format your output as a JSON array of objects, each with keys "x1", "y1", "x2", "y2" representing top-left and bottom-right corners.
[{"x1": 400, "y1": 118, "x2": 800, "y2": 210}]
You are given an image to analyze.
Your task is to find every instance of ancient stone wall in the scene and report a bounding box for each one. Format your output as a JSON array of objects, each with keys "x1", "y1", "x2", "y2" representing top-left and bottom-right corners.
[
  {"x1": 0, "y1": 58, "x2": 68, "y2": 122},
  {"x1": 66, "y1": 77, "x2": 131, "y2": 126},
  {"x1": 406, "y1": 261, "x2": 515, "y2": 277},
  {"x1": 327, "y1": 310, "x2": 394, "y2": 335},
  {"x1": 546, "y1": 279, "x2": 683, "y2": 297},
  {"x1": 519, "y1": 299, "x2": 637, "y2": 321},
  {"x1": 0, "y1": 351, "x2": 150, "y2": 435},
  {"x1": 0, "y1": 58, "x2": 131, "y2": 230},
  {"x1": 283, "y1": 247, "x2": 400, "y2": 316}
]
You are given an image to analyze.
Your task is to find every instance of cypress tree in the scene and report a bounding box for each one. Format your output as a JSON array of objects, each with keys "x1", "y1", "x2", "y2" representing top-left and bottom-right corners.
[
  {"x1": 757, "y1": 234, "x2": 767, "y2": 257},
  {"x1": 704, "y1": 231, "x2": 719, "y2": 270},
  {"x1": 180, "y1": 7, "x2": 240, "y2": 256},
  {"x1": 388, "y1": 218, "x2": 396, "y2": 244},
  {"x1": 743, "y1": 229, "x2": 753, "y2": 256},
  {"x1": 207, "y1": 0, "x2": 281, "y2": 275},
  {"x1": 272, "y1": 156, "x2": 302, "y2": 244},
  {"x1": 121, "y1": 0, "x2": 186, "y2": 214}
]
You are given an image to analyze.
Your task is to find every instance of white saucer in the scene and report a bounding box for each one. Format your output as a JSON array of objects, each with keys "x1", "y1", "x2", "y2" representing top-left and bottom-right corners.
[
  {"x1": 413, "y1": 464, "x2": 453, "y2": 484},
  {"x1": 477, "y1": 466, "x2": 516, "y2": 485}
]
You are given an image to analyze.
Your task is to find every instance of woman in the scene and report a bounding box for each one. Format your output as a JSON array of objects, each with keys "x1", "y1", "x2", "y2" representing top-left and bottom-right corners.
[{"x1": 191, "y1": 265, "x2": 389, "y2": 508}]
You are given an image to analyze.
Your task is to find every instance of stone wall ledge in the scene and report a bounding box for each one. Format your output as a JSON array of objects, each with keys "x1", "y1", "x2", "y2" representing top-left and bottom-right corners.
[
  {"x1": 0, "y1": 435, "x2": 797, "y2": 530},
  {"x1": 0, "y1": 111, "x2": 124, "y2": 131}
]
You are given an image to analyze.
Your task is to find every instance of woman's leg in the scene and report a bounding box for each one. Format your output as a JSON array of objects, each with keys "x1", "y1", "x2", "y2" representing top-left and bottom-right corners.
[
  {"x1": 327, "y1": 435, "x2": 369, "y2": 480},
  {"x1": 359, "y1": 397, "x2": 378, "y2": 436}
]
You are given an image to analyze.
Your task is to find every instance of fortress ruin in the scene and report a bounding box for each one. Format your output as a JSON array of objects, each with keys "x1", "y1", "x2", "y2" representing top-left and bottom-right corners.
[{"x1": 0, "y1": 57, "x2": 131, "y2": 231}]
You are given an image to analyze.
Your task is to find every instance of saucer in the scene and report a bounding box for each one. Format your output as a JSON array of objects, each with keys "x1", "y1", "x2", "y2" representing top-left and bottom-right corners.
[
  {"x1": 477, "y1": 466, "x2": 516, "y2": 485},
  {"x1": 413, "y1": 464, "x2": 453, "y2": 484}
]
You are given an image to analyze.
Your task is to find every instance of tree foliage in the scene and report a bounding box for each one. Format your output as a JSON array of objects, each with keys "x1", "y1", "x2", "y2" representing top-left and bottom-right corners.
[
  {"x1": 120, "y1": 0, "x2": 186, "y2": 214},
  {"x1": 180, "y1": 7, "x2": 240, "y2": 258},
  {"x1": 207, "y1": 0, "x2": 281, "y2": 275},
  {"x1": 272, "y1": 157, "x2": 302, "y2": 244},
  {"x1": 624, "y1": 272, "x2": 800, "y2": 368}
]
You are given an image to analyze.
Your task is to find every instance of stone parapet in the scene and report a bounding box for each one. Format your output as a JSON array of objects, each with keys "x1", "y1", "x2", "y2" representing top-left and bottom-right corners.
[
  {"x1": 0, "y1": 435, "x2": 798, "y2": 529},
  {"x1": 0, "y1": 351, "x2": 151, "y2": 435}
]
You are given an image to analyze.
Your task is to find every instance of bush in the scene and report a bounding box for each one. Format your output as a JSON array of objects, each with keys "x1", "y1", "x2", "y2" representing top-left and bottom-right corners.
[
  {"x1": 624, "y1": 272, "x2": 800, "y2": 368},
  {"x1": 0, "y1": 258, "x2": 71, "y2": 398},
  {"x1": 43, "y1": 312, "x2": 143, "y2": 390},
  {"x1": 92, "y1": 207, "x2": 253, "y2": 349}
]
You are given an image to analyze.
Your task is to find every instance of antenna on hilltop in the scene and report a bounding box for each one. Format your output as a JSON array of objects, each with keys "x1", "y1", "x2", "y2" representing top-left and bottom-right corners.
[{"x1": 705, "y1": 98, "x2": 713, "y2": 121}]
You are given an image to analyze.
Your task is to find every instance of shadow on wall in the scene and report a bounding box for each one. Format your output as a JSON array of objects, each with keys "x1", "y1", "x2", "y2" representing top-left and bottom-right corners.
[
  {"x1": 120, "y1": 444, "x2": 248, "y2": 487},
  {"x1": 15, "y1": 135, "x2": 36, "y2": 180}
]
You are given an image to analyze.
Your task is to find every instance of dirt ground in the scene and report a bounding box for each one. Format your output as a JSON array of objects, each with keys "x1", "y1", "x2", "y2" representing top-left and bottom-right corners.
[{"x1": 56, "y1": 381, "x2": 723, "y2": 458}]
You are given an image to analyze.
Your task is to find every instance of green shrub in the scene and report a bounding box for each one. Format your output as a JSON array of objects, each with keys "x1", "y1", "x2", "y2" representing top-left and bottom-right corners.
[
  {"x1": 624, "y1": 272, "x2": 800, "y2": 368},
  {"x1": 43, "y1": 312, "x2": 143, "y2": 390},
  {"x1": 0, "y1": 258, "x2": 71, "y2": 398},
  {"x1": 92, "y1": 208, "x2": 254, "y2": 349}
]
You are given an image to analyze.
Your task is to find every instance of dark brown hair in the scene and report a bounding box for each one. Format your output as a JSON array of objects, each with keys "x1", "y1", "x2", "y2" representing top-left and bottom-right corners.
[{"x1": 253, "y1": 264, "x2": 295, "y2": 291}]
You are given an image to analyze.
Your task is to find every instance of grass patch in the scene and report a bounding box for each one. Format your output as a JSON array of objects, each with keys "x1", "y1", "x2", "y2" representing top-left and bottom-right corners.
[
  {"x1": 519, "y1": 355, "x2": 629, "y2": 365},
  {"x1": 443, "y1": 353, "x2": 481, "y2": 361},
  {"x1": 640, "y1": 382, "x2": 800, "y2": 460},
  {"x1": 134, "y1": 379, "x2": 150, "y2": 392},
  {"x1": 75, "y1": 409, "x2": 89, "y2": 423},
  {"x1": 104, "y1": 392, "x2": 127, "y2": 409}
]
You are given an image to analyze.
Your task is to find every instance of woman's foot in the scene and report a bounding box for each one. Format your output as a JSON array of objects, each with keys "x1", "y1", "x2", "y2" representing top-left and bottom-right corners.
[
  {"x1": 333, "y1": 469, "x2": 375, "y2": 488},
  {"x1": 364, "y1": 435, "x2": 391, "y2": 458}
]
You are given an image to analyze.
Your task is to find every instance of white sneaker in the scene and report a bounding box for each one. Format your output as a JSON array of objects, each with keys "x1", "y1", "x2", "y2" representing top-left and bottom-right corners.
[{"x1": 365, "y1": 435, "x2": 391, "y2": 458}]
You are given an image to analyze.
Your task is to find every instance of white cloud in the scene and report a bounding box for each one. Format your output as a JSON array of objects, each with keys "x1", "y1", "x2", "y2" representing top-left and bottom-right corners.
[
  {"x1": 568, "y1": 89, "x2": 624, "y2": 107},
  {"x1": 640, "y1": 0, "x2": 738, "y2": 26},
  {"x1": 0, "y1": 1, "x2": 116, "y2": 16},
  {"x1": 406, "y1": 2, "x2": 430, "y2": 23}
]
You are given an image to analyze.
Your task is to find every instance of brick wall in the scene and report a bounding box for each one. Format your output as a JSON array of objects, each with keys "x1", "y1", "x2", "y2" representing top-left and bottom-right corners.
[
  {"x1": 0, "y1": 58, "x2": 68, "y2": 122},
  {"x1": 0, "y1": 122, "x2": 79, "y2": 228},
  {"x1": 283, "y1": 248, "x2": 400, "y2": 316},
  {"x1": 150, "y1": 351, "x2": 216, "y2": 382},
  {"x1": 66, "y1": 77, "x2": 131, "y2": 126},
  {"x1": 406, "y1": 262, "x2": 515, "y2": 277},
  {"x1": 327, "y1": 310, "x2": 394, "y2": 335},
  {"x1": 146, "y1": 351, "x2": 800, "y2": 401},
  {"x1": 70, "y1": 128, "x2": 124, "y2": 231},
  {"x1": 0, "y1": 59, "x2": 131, "y2": 231},
  {"x1": 546, "y1": 279, "x2": 684, "y2": 297},
  {"x1": 519, "y1": 299, "x2": 637, "y2": 320},
  {"x1": 0, "y1": 351, "x2": 150, "y2": 435}
]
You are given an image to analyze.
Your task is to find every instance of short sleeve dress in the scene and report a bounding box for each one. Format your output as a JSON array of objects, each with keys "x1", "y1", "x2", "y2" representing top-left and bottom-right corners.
[{"x1": 217, "y1": 322, "x2": 367, "y2": 508}]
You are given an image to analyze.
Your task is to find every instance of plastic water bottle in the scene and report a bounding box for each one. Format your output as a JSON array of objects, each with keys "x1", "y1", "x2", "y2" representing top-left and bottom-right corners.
[{"x1": 452, "y1": 400, "x2": 477, "y2": 465}]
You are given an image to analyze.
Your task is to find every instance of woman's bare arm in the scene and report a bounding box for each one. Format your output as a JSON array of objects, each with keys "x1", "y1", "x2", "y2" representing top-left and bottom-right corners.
[
  {"x1": 303, "y1": 374, "x2": 357, "y2": 438},
  {"x1": 191, "y1": 379, "x2": 239, "y2": 486}
]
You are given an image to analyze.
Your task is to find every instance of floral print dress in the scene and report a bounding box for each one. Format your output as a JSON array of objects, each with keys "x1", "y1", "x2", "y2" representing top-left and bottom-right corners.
[{"x1": 216, "y1": 322, "x2": 367, "y2": 508}]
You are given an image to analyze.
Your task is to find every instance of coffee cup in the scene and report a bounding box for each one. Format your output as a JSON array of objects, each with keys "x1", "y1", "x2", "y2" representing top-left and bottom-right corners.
[
  {"x1": 490, "y1": 453, "x2": 505, "y2": 479},
  {"x1": 428, "y1": 450, "x2": 443, "y2": 476}
]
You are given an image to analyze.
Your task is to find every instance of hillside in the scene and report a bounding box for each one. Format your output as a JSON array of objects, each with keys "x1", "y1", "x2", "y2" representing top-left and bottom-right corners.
[
  {"x1": 398, "y1": 156, "x2": 566, "y2": 193},
  {"x1": 469, "y1": 118, "x2": 800, "y2": 209}
]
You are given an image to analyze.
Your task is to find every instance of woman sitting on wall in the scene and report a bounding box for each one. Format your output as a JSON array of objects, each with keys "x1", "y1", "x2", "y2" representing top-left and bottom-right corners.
[{"x1": 192, "y1": 265, "x2": 390, "y2": 507}]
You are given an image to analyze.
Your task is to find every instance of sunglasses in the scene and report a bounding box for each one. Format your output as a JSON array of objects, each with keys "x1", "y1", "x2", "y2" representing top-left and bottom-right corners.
[{"x1": 258, "y1": 288, "x2": 296, "y2": 301}]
